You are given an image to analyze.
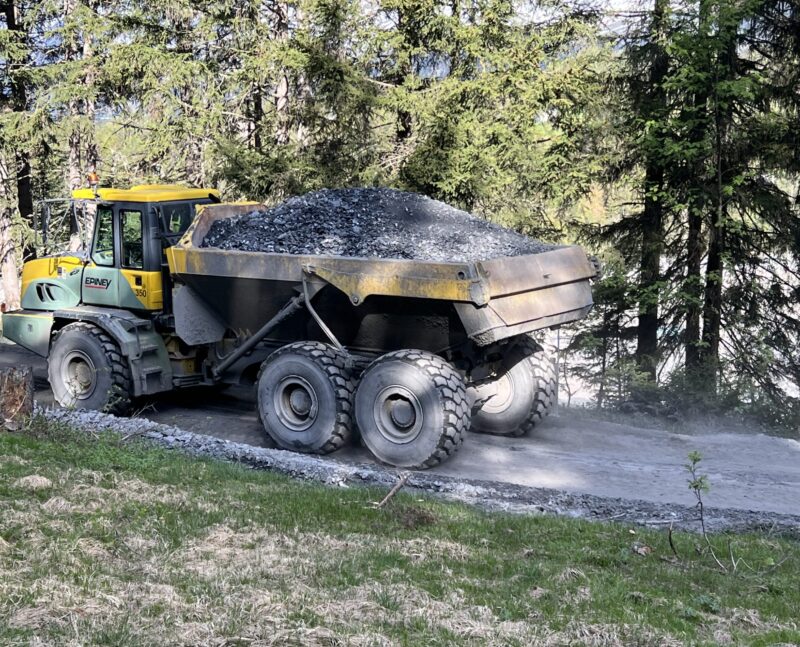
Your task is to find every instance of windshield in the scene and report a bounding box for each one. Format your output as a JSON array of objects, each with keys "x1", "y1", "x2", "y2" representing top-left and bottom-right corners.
[
  {"x1": 160, "y1": 201, "x2": 206, "y2": 236},
  {"x1": 91, "y1": 206, "x2": 114, "y2": 266}
]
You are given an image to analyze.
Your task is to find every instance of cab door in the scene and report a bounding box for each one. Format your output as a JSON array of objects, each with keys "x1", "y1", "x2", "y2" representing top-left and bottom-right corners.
[
  {"x1": 82, "y1": 203, "x2": 163, "y2": 310},
  {"x1": 82, "y1": 204, "x2": 120, "y2": 307},
  {"x1": 118, "y1": 205, "x2": 163, "y2": 310}
]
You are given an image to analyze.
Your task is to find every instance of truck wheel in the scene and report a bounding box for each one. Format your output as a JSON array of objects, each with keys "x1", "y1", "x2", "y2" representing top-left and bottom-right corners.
[
  {"x1": 355, "y1": 350, "x2": 470, "y2": 469},
  {"x1": 48, "y1": 322, "x2": 133, "y2": 415},
  {"x1": 257, "y1": 342, "x2": 355, "y2": 453},
  {"x1": 470, "y1": 336, "x2": 556, "y2": 436}
]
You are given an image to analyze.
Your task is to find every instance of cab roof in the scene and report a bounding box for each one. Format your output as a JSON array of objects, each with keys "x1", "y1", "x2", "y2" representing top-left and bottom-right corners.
[{"x1": 71, "y1": 184, "x2": 220, "y2": 203}]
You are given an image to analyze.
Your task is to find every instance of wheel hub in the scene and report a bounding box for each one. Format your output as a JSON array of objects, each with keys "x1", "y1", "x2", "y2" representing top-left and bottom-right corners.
[
  {"x1": 289, "y1": 388, "x2": 312, "y2": 416},
  {"x1": 479, "y1": 373, "x2": 515, "y2": 414},
  {"x1": 275, "y1": 376, "x2": 318, "y2": 431},
  {"x1": 389, "y1": 397, "x2": 415, "y2": 428},
  {"x1": 62, "y1": 350, "x2": 97, "y2": 400},
  {"x1": 374, "y1": 385, "x2": 424, "y2": 444}
]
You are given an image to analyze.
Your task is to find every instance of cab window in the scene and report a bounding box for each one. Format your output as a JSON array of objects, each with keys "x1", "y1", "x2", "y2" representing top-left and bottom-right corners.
[
  {"x1": 160, "y1": 203, "x2": 194, "y2": 235},
  {"x1": 121, "y1": 209, "x2": 144, "y2": 269},
  {"x1": 91, "y1": 206, "x2": 114, "y2": 266}
]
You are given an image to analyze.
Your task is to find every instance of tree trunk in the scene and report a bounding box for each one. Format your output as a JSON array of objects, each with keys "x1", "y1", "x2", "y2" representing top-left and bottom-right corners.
[
  {"x1": 634, "y1": 0, "x2": 669, "y2": 385},
  {"x1": 684, "y1": 198, "x2": 704, "y2": 372},
  {"x1": 273, "y1": 2, "x2": 290, "y2": 146},
  {"x1": 597, "y1": 315, "x2": 609, "y2": 409},
  {"x1": 699, "y1": 18, "x2": 736, "y2": 390},
  {"x1": 63, "y1": 0, "x2": 84, "y2": 249},
  {"x1": 395, "y1": 10, "x2": 412, "y2": 146},
  {"x1": 15, "y1": 154, "x2": 34, "y2": 259},
  {"x1": 636, "y1": 166, "x2": 664, "y2": 383},
  {"x1": 83, "y1": 4, "x2": 99, "y2": 177},
  {"x1": 252, "y1": 85, "x2": 263, "y2": 152},
  {"x1": 67, "y1": 110, "x2": 82, "y2": 193},
  {"x1": 700, "y1": 210, "x2": 723, "y2": 382},
  {"x1": 0, "y1": 154, "x2": 21, "y2": 310},
  {"x1": 684, "y1": 0, "x2": 711, "y2": 376},
  {"x1": 699, "y1": 113, "x2": 726, "y2": 386},
  {"x1": 3, "y1": 1, "x2": 36, "y2": 261},
  {"x1": 81, "y1": 8, "x2": 97, "y2": 239},
  {"x1": 293, "y1": 3, "x2": 310, "y2": 147}
]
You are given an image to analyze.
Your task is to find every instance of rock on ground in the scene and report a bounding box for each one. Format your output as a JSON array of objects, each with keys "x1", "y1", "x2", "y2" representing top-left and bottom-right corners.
[{"x1": 201, "y1": 187, "x2": 556, "y2": 262}]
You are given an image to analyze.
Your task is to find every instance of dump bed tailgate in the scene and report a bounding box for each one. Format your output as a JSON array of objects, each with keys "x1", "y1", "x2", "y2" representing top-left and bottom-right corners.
[{"x1": 456, "y1": 247, "x2": 597, "y2": 345}]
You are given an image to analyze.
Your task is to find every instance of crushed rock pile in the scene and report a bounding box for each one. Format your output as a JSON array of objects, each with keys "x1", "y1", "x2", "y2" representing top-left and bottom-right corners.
[{"x1": 201, "y1": 187, "x2": 555, "y2": 262}]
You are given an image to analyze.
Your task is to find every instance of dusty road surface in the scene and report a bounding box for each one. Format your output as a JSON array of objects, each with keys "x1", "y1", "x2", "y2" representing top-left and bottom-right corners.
[{"x1": 2, "y1": 341, "x2": 798, "y2": 519}]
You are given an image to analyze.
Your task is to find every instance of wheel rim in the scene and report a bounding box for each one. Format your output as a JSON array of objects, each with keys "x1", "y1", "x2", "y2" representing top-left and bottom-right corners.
[
  {"x1": 479, "y1": 372, "x2": 516, "y2": 414},
  {"x1": 274, "y1": 376, "x2": 319, "y2": 431},
  {"x1": 61, "y1": 350, "x2": 98, "y2": 400},
  {"x1": 372, "y1": 385, "x2": 424, "y2": 444}
]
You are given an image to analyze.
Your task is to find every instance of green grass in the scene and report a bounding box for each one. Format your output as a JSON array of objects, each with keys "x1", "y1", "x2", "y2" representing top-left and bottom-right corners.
[{"x1": 0, "y1": 418, "x2": 798, "y2": 646}]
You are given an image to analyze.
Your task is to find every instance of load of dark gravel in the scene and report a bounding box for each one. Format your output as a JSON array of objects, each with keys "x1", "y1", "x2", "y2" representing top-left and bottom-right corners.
[{"x1": 201, "y1": 187, "x2": 555, "y2": 262}]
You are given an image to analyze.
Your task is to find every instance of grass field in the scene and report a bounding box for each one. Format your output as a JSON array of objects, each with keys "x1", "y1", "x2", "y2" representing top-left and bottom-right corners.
[{"x1": 0, "y1": 419, "x2": 798, "y2": 646}]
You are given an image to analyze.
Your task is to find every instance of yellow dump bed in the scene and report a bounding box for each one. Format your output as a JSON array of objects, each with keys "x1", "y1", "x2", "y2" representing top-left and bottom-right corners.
[{"x1": 167, "y1": 203, "x2": 598, "y2": 346}]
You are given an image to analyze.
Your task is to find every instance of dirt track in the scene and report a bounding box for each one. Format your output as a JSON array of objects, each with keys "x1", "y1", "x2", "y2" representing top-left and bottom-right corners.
[{"x1": 3, "y1": 342, "x2": 798, "y2": 522}]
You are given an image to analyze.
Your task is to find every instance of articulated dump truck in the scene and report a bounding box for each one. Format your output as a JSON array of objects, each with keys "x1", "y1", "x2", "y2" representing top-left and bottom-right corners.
[{"x1": 2, "y1": 185, "x2": 598, "y2": 468}]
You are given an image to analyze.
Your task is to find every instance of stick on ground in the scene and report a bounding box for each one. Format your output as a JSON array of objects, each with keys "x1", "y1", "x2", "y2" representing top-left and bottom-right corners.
[{"x1": 374, "y1": 473, "x2": 410, "y2": 508}]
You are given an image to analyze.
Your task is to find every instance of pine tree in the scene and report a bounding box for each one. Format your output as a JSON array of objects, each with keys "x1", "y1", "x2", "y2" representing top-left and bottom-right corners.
[{"x1": 632, "y1": 0, "x2": 670, "y2": 385}]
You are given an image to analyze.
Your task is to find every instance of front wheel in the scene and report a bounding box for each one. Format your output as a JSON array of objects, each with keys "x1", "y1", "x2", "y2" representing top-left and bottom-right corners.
[
  {"x1": 257, "y1": 342, "x2": 356, "y2": 453},
  {"x1": 48, "y1": 322, "x2": 133, "y2": 415},
  {"x1": 355, "y1": 350, "x2": 470, "y2": 469},
  {"x1": 470, "y1": 336, "x2": 556, "y2": 436}
]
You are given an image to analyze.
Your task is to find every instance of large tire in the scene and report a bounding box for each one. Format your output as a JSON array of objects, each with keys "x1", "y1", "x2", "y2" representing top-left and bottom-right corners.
[
  {"x1": 257, "y1": 342, "x2": 355, "y2": 453},
  {"x1": 355, "y1": 349, "x2": 470, "y2": 469},
  {"x1": 48, "y1": 322, "x2": 133, "y2": 415},
  {"x1": 470, "y1": 336, "x2": 556, "y2": 437}
]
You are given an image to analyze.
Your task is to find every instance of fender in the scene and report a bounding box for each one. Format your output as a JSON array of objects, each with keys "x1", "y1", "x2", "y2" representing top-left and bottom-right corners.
[
  {"x1": 51, "y1": 306, "x2": 173, "y2": 397},
  {"x1": 1, "y1": 310, "x2": 55, "y2": 357}
]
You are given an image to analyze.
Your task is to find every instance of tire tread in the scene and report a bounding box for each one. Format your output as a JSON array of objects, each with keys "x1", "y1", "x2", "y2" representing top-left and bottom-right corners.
[
  {"x1": 361, "y1": 349, "x2": 470, "y2": 469},
  {"x1": 516, "y1": 336, "x2": 557, "y2": 436},
  {"x1": 50, "y1": 322, "x2": 133, "y2": 415},
  {"x1": 471, "y1": 334, "x2": 557, "y2": 437},
  {"x1": 257, "y1": 342, "x2": 356, "y2": 453}
]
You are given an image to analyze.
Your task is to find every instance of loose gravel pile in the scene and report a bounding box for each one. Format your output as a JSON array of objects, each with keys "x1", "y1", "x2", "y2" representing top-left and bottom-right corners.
[{"x1": 201, "y1": 187, "x2": 555, "y2": 262}]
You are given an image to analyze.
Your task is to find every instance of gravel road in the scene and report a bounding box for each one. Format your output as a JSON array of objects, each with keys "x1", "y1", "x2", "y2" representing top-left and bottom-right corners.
[
  {"x1": 201, "y1": 187, "x2": 555, "y2": 262},
  {"x1": 3, "y1": 342, "x2": 799, "y2": 534}
]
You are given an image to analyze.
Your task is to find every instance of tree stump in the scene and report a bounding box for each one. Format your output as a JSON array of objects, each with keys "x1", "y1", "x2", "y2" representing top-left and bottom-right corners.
[{"x1": 0, "y1": 366, "x2": 34, "y2": 431}]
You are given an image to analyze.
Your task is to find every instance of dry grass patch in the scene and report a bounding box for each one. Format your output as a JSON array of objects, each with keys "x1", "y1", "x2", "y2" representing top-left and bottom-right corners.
[
  {"x1": 388, "y1": 536, "x2": 472, "y2": 562},
  {"x1": 557, "y1": 566, "x2": 588, "y2": 582},
  {"x1": 313, "y1": 581, "x2": 537, "y2": 644},
  {"x1": 69, "y1": 475, "x2": 193, "y2": 508},
  {"x1": 1, "y1": 426, "x2": 798, "y2": 646},
  {"x1": 14, "y1": 474, "x2": 52, "y2": 491},
  {"x1": 177, "y1": 524, "x2": 318, "y2": 582},
  {"x1": 41, "y1": 496, "x2": 74, "y2": 514},
  {"x1": 709, "y1": 607, "x2": 799, "y2": 645},
  {"x1": 0, "y1": 454, "x2": 29, "y2": 466},
  {"x1": 543, "y1": 622, "x2": 684, "y2": 647}
]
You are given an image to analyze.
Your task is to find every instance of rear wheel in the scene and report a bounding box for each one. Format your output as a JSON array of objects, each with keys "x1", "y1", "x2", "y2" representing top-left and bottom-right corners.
[
  {"x1": 257, "y1": 342, "x2": 356, "y2": 453},
  {"x1": 355, "y1": 349, "x2": 470, "y2": 469},
  {"x1": 470, "y1": 336, "x2": 556, "y2": 436},
  {"x1": 48, "y1": 322, "x2": 133, "y2": 415}
]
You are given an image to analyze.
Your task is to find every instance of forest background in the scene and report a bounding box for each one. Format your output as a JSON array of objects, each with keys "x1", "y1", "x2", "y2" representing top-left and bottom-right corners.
[{"x1": 1, "y1": 0, "x2": 798, "y2": 428}]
